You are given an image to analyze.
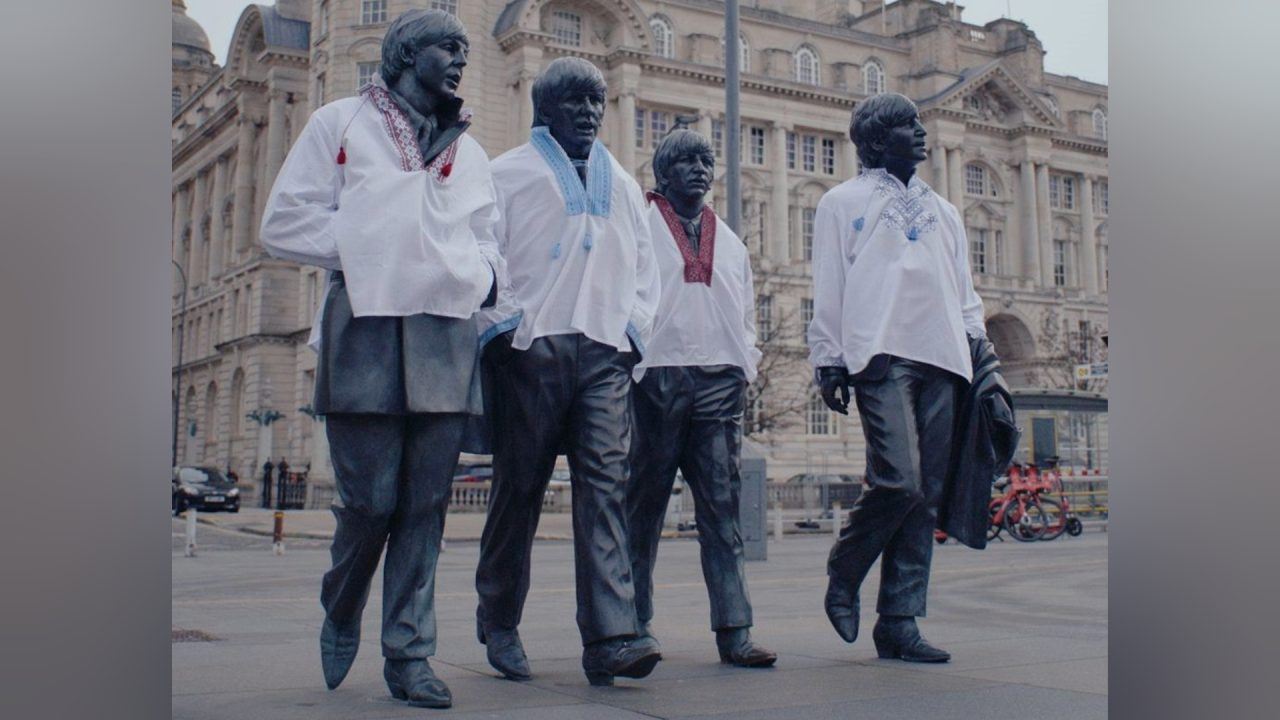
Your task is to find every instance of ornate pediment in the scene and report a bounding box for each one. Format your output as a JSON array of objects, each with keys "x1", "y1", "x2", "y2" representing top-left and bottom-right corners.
[{"x1": 920, "y1": 60, "x2": 1062, "y2": 130}]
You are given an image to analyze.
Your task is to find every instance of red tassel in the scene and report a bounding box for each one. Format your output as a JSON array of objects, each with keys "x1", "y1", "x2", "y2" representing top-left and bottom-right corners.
[
  {"x1": 441, "y1": 163, "x2": 452, "y2": 178},
  {"x1": 336, "y1": 147, "x2": 346, "y2": 165}
]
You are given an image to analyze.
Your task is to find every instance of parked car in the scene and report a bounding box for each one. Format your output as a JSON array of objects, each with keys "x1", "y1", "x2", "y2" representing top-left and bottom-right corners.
[
  {"x1": 172, "y1": 466, "x2": 240, "y2": 515},
  {"x1": 548, "y1": 468, "x2": 572, "y2": 489},
  {"x1": 453, "y1": 464, "x2": 494, "y2": 483},
  {"x1": 783, "y1": 473, "x2": 861, "y2": 485}
]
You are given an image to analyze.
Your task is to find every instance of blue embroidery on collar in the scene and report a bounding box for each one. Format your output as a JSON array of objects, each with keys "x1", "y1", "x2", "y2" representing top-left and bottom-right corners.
[{"x1": 530, "y1": 127, "x2": 612, "y2": 218}]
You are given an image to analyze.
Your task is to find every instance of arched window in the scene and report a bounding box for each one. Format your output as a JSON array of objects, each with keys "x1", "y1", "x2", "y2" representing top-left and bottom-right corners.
[
  {"x1": 721, "y1": 33, "x2": 750, "y2": 72},
  {"x1": 550, "y1": 9, "x2": 582, "y2": 47},
  {"x1": 429, "y1": 0, "x2": 458, "y2": 14},
  {"x1": 649, "y1": 16, "x2": 674, "y2": 59},
  {"x1": 863, "y1": 60, "x2": 884, "y2": 95},
  {"x1": 964, "y1": 163, "x2": 1000, "y2": 198},
  {"x1": 1092, "y1": 108, "x2": 1107, "y2": 139},
  {"x1": 204, "y1": 382, "x2": 218, "y2": 447},
  {"x1": 230, "y1": 368, "x2": 245, "y2": 437},
  {"x1": 794, "y1": 45, "x2": 820, "y2": 86}
]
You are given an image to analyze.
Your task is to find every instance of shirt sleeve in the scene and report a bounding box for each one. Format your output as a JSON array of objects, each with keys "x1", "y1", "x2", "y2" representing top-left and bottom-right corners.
[
  {"x1": 741, "y1": 249, "x2": 762, "y2": 384},
  {"x1": 475, "y1": 172, "x2": 523, "y2": 348},
  {"x1": 626, "y1": 182, "x2": 662, "y2": 355},
  {"x1": 807, "y1": 198, "x2": 847, "y2": 369},
  {"x1": 258, "y1": 109, "x2": 342, "y2": 271},
  {"x1": 948, "y1": 203, "x2": 988, "y2": 339}
]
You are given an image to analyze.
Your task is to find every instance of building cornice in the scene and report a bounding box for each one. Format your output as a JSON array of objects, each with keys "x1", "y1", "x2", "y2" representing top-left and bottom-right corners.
[{"x1": 662, "y1": 0, "x2": 909, "y2": 54}]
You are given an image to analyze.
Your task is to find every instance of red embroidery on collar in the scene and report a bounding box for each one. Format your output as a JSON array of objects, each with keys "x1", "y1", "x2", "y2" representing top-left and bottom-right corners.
[
  {"x1": 361, "y1": 86, "x2": 471, "y2": 181},
  {"x1": 647, "y1": 191, "x2": 716, "y2": 286}
]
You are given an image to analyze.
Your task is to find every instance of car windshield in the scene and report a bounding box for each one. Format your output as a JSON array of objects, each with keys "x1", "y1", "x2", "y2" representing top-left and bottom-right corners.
[{"x1": 178, "y1": 467, "x2": 230, "y2": 486}]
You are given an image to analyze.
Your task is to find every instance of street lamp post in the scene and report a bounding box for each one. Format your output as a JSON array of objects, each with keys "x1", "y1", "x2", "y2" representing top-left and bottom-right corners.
[
  {"x1": 171, "y1": 259, "x2": 188, "y2": 469},
  {"x1": 725, "y1": 0, "x2": 741, "y2": 234}
]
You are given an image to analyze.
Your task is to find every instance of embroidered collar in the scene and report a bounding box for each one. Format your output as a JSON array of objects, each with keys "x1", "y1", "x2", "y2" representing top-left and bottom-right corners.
[
  {"x1": 860, "y1": 167, "x2": 939, "y2": 241},
  {"x1": 360, "y1": 83, "x2": 471, "y2": 180},
  {"x1": 530, "y1": 126, "x2": 613, "y2": 217},
  {"x1": 647, "y1": 191, "x2": 716, "y2": 286}
]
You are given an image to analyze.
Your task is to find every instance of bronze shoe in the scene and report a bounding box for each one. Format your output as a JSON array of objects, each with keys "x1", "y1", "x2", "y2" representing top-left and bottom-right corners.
[
  {"x1": 715, "y1": 627, "x2": 778, "y2": 668},
  {"x1": 384, "y1": 659, "x2": 452, "y2": 709}
]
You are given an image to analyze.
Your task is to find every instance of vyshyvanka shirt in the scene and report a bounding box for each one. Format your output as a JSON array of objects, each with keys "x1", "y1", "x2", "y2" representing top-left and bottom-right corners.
[
  {"x1": 477, "y1": 127, "x2": 661, "y2": 355},
  {"x1": 259, "y1": 83, "x2": 508, "y2": 337},
  {"x1": 634, "y1": 193, "x2": 761, "y2": 384},
  {"x1": 807, "y1": 167, "x2": 986, "y2": 383}
]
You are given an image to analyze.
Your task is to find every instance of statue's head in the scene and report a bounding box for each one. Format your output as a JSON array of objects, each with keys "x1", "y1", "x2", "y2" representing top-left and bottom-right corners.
[
  {"x1": 850, "y1": 92, "x2": 927, "y2": 171},
  {"x1": 652, "y1": 129, "x2": 715, "y2": 202},
  {"x1": 531, "y1": 57, "x2": 607, "y2": 160},
  {"x1": 379, "y1": 9, "x2": 469, "y2": 104}
]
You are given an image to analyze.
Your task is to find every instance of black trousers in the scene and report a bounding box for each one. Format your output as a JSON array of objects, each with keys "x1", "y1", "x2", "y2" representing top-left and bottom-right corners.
[
  {"x1": 626, "y1": 365, "x2": 753, "y2": 632},
  {"x1": 828, "y1": 357, "x2": 962, "y2": 617},
  {"x1": 320, "y1": 413, "x2": 467, "y2": 659},
  {"x1": 475, "y1": 334, "x2": 640, "y2": 645}
]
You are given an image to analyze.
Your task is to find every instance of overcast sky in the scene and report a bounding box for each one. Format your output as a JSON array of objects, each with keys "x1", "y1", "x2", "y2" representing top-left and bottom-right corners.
[{"x1": 187, "y1": 0, "x2": 1107, "y2": 84}]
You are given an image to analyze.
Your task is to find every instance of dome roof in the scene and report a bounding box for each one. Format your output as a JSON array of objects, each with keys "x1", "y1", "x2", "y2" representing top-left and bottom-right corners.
[{"x1": 173, "y1": 0, "x2": 213, "y2": 54}]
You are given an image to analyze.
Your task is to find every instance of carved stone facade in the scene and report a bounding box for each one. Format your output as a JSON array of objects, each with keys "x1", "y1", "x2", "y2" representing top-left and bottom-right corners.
[{"x1": 173, "y1": 0, "x2": 1108, "y2": 496}]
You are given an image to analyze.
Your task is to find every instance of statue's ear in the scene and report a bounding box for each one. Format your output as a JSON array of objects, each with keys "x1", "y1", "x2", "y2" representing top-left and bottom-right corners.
[{"x1": 396, "y1": 42, "x2": 416, "y2": 69}]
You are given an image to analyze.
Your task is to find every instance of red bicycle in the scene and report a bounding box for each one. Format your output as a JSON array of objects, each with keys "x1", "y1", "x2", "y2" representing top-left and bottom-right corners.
[
  {"x1": 1029, "y1": 457, "x2": 1084, "y2": 541},
  {"x1": 988, "y1": 464, "x2": 1049, "y2": 542}
]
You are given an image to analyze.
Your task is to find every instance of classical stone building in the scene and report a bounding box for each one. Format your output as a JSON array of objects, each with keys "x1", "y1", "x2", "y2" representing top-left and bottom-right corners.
[{"x1": 172, "y1": 0, "x2": 1108, "y2": 502}]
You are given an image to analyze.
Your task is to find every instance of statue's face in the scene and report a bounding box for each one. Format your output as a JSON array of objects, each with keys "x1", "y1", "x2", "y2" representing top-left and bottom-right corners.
[
  {"x1": 663, "y1": 147, "x2": 715, "y2": 201},
  {"x1": 543, "y1": 87, "x2": 605, "y2": 159},
  {"x1": 879, "y1": 111, "x2": 928, "y2": 167},
  {"x1": 409, "y1": 34, "x2": 469, "y2": 103}
]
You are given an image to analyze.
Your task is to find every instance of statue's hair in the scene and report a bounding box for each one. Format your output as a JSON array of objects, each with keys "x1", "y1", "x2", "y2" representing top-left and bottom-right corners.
[
  {"x1": 531, "y1": 57, "x2": 607, "y2": 127},
  {"x1": 379, "y1": 9, "x2": 468, "y2": 86},
  {"x1": 850, "y1": 92, "x2": 919, "y2": 169},
  {"x1": 652, "y1": 129, "x2": 715, "y2": 194}
]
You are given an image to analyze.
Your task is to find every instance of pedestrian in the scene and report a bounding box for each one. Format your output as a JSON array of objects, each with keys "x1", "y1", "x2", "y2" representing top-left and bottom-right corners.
[
  {"x1": 258, "y1": 8, "x2": 505, "y2": 709},
  {"x1": 261, "y1": 460, "x2": 274, "y2": 509}
]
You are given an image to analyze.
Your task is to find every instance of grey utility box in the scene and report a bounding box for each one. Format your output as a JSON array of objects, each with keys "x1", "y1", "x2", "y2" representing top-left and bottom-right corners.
[{"x1": 739, "y1": 438, "x2": 768, "y2": 561}]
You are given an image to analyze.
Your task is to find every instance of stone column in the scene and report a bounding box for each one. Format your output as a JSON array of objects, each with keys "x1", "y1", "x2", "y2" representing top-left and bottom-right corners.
[
  {"x1": 1080, "y1": 174, "x2": 1099, "y2": 295},
  {"x1": 231, "y1": 112, "x2": 256, "y2": 254},
  {"x1": 696, "y1": 112, "x2": 714, "y2": 205},
  {"x1": 769, "y1": 121, "x2": 791, "y2": 262},
  {"x1": 840, "y1": 136, "x2": 858, "y2": 179},
  {"x1": 173, "y1": 185, "x2": 190, "y2": 287},
  {"x1": 618, "y1": 91, "x2": 637, "y2": 175},
  {"x1": 1019, "y1": 161, "x2": 1040, "y2": 283},
  {"x1": 189, "y1": 171, "x2": 208, "y2": 287},
  {"x1": 947, "y1": 146, "x2": 964, "y2": 205},
  {"x1": 1036, "y1": 162, "x2": 1053, "y2": 286},
  {"x1": 209, "y1": 157, "x2": 227, "y2": 279},
  {"x1": 264, "y1": 89, "x2": 288, "y2": 195},
  {"x1": 933, "y1": 143, "x2": 948, "y2": 199}
]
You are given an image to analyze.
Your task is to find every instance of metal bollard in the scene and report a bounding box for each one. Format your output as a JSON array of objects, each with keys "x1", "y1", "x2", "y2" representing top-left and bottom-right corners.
[
  {"x1": 832, "y1": 502, "x2": 842, "y2": 540},
  {"x1": 272, "y1": 510, "x2": 285, "y2": 556},
  {"x1": 185, "y1": 507, "x2": 198, "y2": 557},
  {"x1": 773, "y1": 503, "x2": 784, "y2": 540}
]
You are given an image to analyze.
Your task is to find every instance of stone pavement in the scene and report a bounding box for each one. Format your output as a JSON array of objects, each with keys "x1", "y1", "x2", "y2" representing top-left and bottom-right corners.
[
  {"x1": 173, "y1": 523, "x2": 1106, "y2": 719},
  {"x1": 190, "y1": 507, "x2": 576, "y2": 542}
]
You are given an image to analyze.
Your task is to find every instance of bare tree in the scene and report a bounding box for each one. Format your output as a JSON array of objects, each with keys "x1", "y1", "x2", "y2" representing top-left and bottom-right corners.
[
  {"x1": 1025, "y1": 307, "x2": 1109, "y2": 392},
  {"x1": 743, "y1": 253, "x2": 811, "y2": 444}
]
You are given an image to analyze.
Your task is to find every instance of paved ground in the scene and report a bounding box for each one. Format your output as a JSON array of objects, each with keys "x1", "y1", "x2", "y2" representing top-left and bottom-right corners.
[{"x1": 173, "y1": 520, "x2": 1107, "y2": 719}]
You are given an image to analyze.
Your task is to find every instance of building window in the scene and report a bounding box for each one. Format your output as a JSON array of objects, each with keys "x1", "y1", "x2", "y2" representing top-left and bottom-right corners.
[
  {"x1": 1049, "y1": 174, "x2": 1077, "y2": 210},
  {"x1": 807, "y1": 392, "x2": 835, "y2": 436},
  {"x1": 993, "y1": 230, "x2": 1005, "y2": 275},
  {"x1": 794, "y1": 46, "x2": 820, "y2": 85},
  {"x1": 801, "y1": 208, "x2": 816, "y2": 260},
  {"x1": 1092, "y1": 108, "x2": 1107, "y2": 139},
  {"x1": 172, "y1": 88, "x2": 182, "y2": 113},
  {"x1": 802, "y1": 135, "x2": 816, "y2": 172},
  {"x1": 430, "y1": 0, "x2": 458, "y2": 14},
  {"x1": 360, "y1": 0, "x2": 387, "y2": 25},
  {"x1": 821, "y1": 138, "x2": 836, "y2": 175},
  {"x1": 756, "y1": 201, "x2": 768, "y2": 255},
  {"x1": 634, "y1": 108, "x2": 646, "y2": 148},
  {"x1": 745, "y1": 385, "x2": 764, "y2": 433},
  {"x1": 650, "y1": 109, "x2": 670, "y2": 147},
  {"x1": 863, "y1": 60, "x2": 884, "y2": 95},
  {"x1": 319, "y1": 0, "x2": 330, "y2": 36},
  {"x1": 786, "y1": 132, "x2": 796, "y2": 169},
  {"x1": 357, "y1": 61, "x2": 379, "y2": 89},
  {"x1": 1094, "y1": 180, "x2": 1109, "y2": 215},
  {"x1": 712, "y1": 118, "x2": 724, "y2": 158},
  {"x1": 1053, "y1": 239, "x2": 1069, "y2": 286},
  {"x1": 649, "y1": 16, "x2": 674, "y2": 59},
  {"x1": 971, "y1": 229, "x2": 988, "y2": 274},
  {"x1": 801, "y1": 297, "x2": 814, "y2": 327},
  {"x1": 721, "y1": 33, "x2": 750, "y2": 72},
  {"x1": 965, "y1": 164, "x2": 986, "y2": 196},
  {"x1": 551, "y1": 10, "x2": 582, "y2": 47},
  {"x1": 969, "y1": 29, "x2": 986, "y2": 41},
  {"x1": 748, "y1": 125, "x2": 765, "y2": 165},
  {"x1": 756, "y1": 295, "x2": 773, "y2": 341}
]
